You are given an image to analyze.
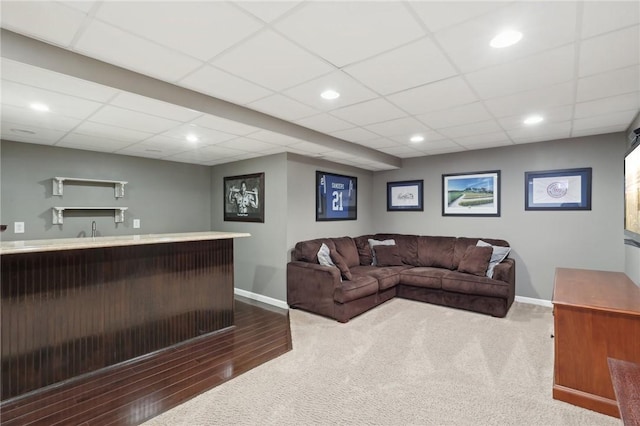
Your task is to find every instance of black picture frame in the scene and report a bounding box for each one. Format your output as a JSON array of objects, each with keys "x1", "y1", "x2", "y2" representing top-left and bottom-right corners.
[
  {"x1": 525, "y1": 167, "x2": 592, "y2": 211},
  {"x1": 442, "y1": 170, "x2": 501, "y2": 217},
  {"x1": 387, "y1": 180, "x2": 424, "y2": 211},
  {"x1": 316, "y1": 171, "x2": 357, "y2": 221},
  {"x1": 224, "y1": 172, "x2": 264, "y2": 222}
]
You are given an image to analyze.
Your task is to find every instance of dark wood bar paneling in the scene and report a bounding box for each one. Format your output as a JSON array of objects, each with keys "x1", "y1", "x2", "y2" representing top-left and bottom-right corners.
[{"x1": 1, "y1": 239, "x2": 235, "y2": 401}]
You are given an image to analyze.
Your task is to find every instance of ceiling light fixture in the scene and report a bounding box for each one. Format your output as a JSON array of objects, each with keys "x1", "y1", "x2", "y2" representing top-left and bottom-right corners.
[
  {"x1": 410, "y1": 135, "x2": 425, "y2": 143},
  {"x1": 186, "y1": 134, "x2": 199, "y2": 143},
  {"x1": 523, "y1": 115, "x2": 544, "y2": 125},
  {"x1": 490, "y1": 30, "x2": 523, "y2": 48},
  {"x1": 320, "y1": 89, "x2": 340, "y2": 100},
  {"x1": 29, "y1": 102, "x2": 50, "y2": 112}
]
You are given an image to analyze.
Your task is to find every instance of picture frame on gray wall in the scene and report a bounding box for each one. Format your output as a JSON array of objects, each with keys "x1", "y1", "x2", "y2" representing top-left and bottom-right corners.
[
  {"x1": 224, "y1": 172, "x2": 265, "y2": 222},
  {"x1": 524, "y1": 167, "x2": 592, "y2": 211},
  {"x1": 442, "y1": 170, "x2": 501, "y2": 217}
]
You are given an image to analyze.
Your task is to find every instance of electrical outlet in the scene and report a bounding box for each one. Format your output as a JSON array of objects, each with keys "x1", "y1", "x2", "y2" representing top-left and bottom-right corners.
[
  {"x1": 14, "y1": 222, "x2": 24, "y2": 233},
  {"x1": 133, "y1": 219, "x2": 140, "y2": 229}
]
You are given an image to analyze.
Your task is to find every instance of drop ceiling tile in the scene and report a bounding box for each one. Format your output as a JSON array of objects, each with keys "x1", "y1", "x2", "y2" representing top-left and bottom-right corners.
[
  {"x1": 161, "y1": 124, "x2": 236, "y2": 146},
  {"x1": 330, "y1": 98, "x2": 409, "y2": 126},
  {"x1": 274, "y1": 2, "x2": 425, "y2": 67},
  {"x1": 295, "y1": 113, "x2": 354, "y2": 133},
  {"x1": 287, "y1": 141, "x2": 333, "y2": 154},
  {"x1": 439, "y1": 120, "x2": 504, "y2": 139},
  {"x1": 192, "y1": 115, "x2": 262, "y2": 136},
  {"x1": 420, "y1": 145, "x2": 466, "y2": 156},
  {"x1": 572, "y1": 109, "x2": 638, "y2": 132},
  {"x1": 331, "y1": 127, "x2": 380, "y2": 142},
  {"x1": 247, "y1": 130, "x2": 301, "y2": 146},
  {"x1": 216, "y1": 137, "x2": 278, "y2": 152},
  {"x1": 212, "y1": 30, "x2": 334, "y2": 91},
  {"x1": 1, "y1": 104, "x2": 82, "y2": 132},
  {"x1": 283, "y1": 70, "x2": 377, "y2": 110},
  {"x1": 89, "y1": 105, "x2": 182, "y2": 134},
  {"x1": 579, "y1": 26, "x2": 640, "y2": 78},
  {"x1": 114, "y1": 146, "x2": 166, "y2": 160},
  {"x1": 576, "y1": 65, "x2": 640, "y2": 102},
  {"x1": 56, "y1": 133, "x2": 133, "y2": 151},
  {"x1": 343, "y1": 37, "x2": 457, "y2": 95},
  {"x1": 117, "y1": 142, "x2": 185, "y2": 158},
  {"x1": 497, "y1": 105, "x2": 574, "y2": 130},
  {"x1": 364, "y1": 116, "x2": 434, "y2": 138},
  {"x1": 234, "y1": 1, "x2": 302, "y2": 23},
  {"x1": 412, "y1": 139, "x2": 461, "y2": 153},
  {"x1": 1, "y1": 122, "x2": 67, "y2": 145},
  {"x1": 507, "y1": 121, "x2": 572, "y2": 144},
  {"x1": 415, "y1": 102, "x2": 493, "y2": 129},
  {"x1": 246, "y1": 94, "x2": 319, "y2": 121},
  {"x1": 95, "y1": 2, "x2": 262, "y2": 61},
  {"x1": 574, "y1": 92, "x2": 640, "y2": 119},
  {"x1": 571, "y1": 125, "x2": 629, "y2": 138},
  {"x1": 110, "y1": 92, "x2": 202, "y2": 122},
  {"x1": 74, "y1": 20, "x2": 203, "y2": 82},
  {"x1": 451, "y1": 131, "x2": 511, "y2": 147},
  {"x1": 581, "y1": 1, "x2": 640, "y2": 38},
  {"x1": 484, "y1": 81, "x2": 574, "y2": 118},
  {"x1": 135, "y1": 135, "x2": 192, "y2": 152},
  {"x1": 74, "y1": 121, "x2": 153, "y2": 143},
  {"x1": 1, "y1": 1, "x2": 87, "y2": 47},
  {"x1": 1, "y1": 59, "x2": 118, "y2": 102},
  {"x1": 409, "y1": 1, "x2": 506, "y2": 33},
  {"x1": 433, "y1": 2, "x2": 578, "y2": 73},
  {"x1": 465, "y1": 44, "x2": 575, "y2": 100},
  {"x1": 387, "y1": 77, "x2": 477, "y2": 115},
  {"x1": 60, "y1": 2, "x2": 96, "y2": 14},
  {"x1": 352, "y1": 138, "x2": 401, "y2": 149},
  {"x1": 377, "y1": 145, "x2": 424, "y2": 158},
  {"x1": 2, "y1": 80, "x2": 103, "y2": 119},
  {"x1": 178, "y1": 65, "x2": 273, "y2": 105},
  {"x1": 389, "y1": 130, "x2": 447, "y2": 146}
]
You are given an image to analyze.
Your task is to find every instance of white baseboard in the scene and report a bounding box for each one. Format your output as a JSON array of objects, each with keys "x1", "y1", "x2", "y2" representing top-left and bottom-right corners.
[
  {"x1": 515, "y1": 295, "x2": 553, "y2": 308},
  {"x1": 234, "y1": 288, "x2": 289, "y2": 310}
]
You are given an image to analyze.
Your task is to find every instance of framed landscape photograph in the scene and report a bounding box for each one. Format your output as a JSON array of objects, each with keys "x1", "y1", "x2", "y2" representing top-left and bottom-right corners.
[
  {"x1": 442, "y1": 170, "x2": 500, "y2": 217},
  {"x1": 316, "y1": 171, "x2": 357, "y2": 221},
  {"x1": 224, "y1": 172, "x2": 264, "y2": 222},
  {"x1": 387, "y1": 180, "x2": 424, "y2": 211},
  {"x1": 525, "y1": 167, "x2": 592, "y2": 211}
]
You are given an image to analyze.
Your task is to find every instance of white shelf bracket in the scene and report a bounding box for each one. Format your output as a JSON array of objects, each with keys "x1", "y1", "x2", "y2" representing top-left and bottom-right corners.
[
  {"x1": 52, "y1": 207, "x2": 64, "y2": 224},
  {"x1": 115, "y1": 208, "x2": 126, "y2": 223}
]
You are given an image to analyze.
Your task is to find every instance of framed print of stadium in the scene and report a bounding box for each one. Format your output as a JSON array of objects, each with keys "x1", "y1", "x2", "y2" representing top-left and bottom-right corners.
[
  {"x1": 525, "y1": 167, "x2": 592, "y2": 211},
  {"x1": 387, "y1": 180, "x2": 424, "y2": 211},
  {"x1": 316, "y1": 171, "x2": 357, "y2": 221},
  {"x1": 442, "y1": 170, "x2": 500, "y2": 217},
  {"x1": 224, "y1": 172, "x2": 264, "y2": 222}
]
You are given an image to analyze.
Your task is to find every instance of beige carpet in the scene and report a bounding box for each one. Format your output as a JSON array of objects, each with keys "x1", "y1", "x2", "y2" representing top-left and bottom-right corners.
[{"x1": 143, "y1": 299, "x2": 618, "y2": 425}]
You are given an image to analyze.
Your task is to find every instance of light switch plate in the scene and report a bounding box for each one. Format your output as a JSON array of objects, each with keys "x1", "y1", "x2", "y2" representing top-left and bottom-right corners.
[
  {"x1": 14, "y1": 222, "x2": 24, "y2": 233},
  {"x1": 133, "y1": 219, "x2": 140, "y2": 229}
]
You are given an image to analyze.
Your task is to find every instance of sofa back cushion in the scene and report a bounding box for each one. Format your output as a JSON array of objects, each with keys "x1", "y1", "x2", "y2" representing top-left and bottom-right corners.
[
  {"x1": 330, "y1": 236, "x2": 360, "y2": 268},
  {"x1": 417, "y1": 236, "x2": 456, "y2": 269},
  {"x1": 452, "y1": 237, "x2": 510, "y2": 270},
  {"x1": 294, "y1": 238, "x2": 336, "y2": 263},
  {"x1": 354, "y1": 234, "x2": 375, "y2": 265},
  {"x1": 374, "y1": 234, "x2": 418, "y2": 265}
]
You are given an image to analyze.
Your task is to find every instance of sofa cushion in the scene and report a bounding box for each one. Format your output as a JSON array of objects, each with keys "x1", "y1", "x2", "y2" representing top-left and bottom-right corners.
[
  {"x1": 373, "y1": 245, "x2": 403, "y2": 266},
  {"x1": 294, "y1": 238, "x2": 336, "y2": 263},
  {"x1": 331, "y1": 236, "x2": 360, "y2": 268},
  {"x1": 368, "y1": 238, "x2": 396, "y2": 266},
  {"x1": 452, "y1": 237, "x2": 510, "y2": 270},
  {"x1": 317, "y1": 243, "x2": 336, "y2": 268},
  {"x1": 476, "y1": 240, "x2": 512, "y2": 279},
  {"x1": 354, "y1": 235, "x2": 375, "y2": 266},
  {"x1": 333, "y1": 275, "x2": 379, "y2": 303},
  {"x1": 350, "y1": 265, "x2": 410, "y2": 290},
  {"x1": 441, "y1": 271, "x2": 510, "y2": 298},
  {"x1": 457, "y1": 246, "x2": 492, "y2": 277},
  {"x1": 399, "y1": 267, "x2": 448, "y2": 289},
  {"x1": 374, "y1": 234, "x2": 419, "y2": 265},
  {"x1": 417, "y1": 236, "x2": 455, "y2": 269},
  {"x1": 330, "y1": 248, "x2": 353, "y2": 281}
]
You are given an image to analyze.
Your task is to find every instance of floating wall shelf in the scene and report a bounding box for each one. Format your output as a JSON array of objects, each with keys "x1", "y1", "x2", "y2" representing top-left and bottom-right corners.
[
  {"x1": 53, "y1": 177, "x2": 128, "y2": 198},
  {"x1": 52, "y1": 207, "x2": 128, "y2": 224}
]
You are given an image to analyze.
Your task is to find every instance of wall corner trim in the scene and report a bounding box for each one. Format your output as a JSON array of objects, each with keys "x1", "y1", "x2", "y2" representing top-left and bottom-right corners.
[
  {"x1": 515, "y1": 295, "x2": 553, "y2": 308},
  {"x1": 234, "y1": 288, "x2": 289, "y2": 310}
]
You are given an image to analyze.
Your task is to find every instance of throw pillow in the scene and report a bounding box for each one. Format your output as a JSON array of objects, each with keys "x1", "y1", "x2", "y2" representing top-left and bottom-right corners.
[
  {"x1": 368, "y1": 239, "x2": 396, "y2": 266},
  {"x1": 477, "y1": 240, "x2": 512, "y2": 279},
  {"x1": 458, "y1": 246, "x2": 493, "y2": 277},
  {"x1": 317, "y1": 243, "x2": 336, "y2": 268},
  {"x1": 330, "y1": 248, "x2": 353, "y2": 280},
  {"x1": 373, "y1": 245, "x2": 403, "y2": 267}
]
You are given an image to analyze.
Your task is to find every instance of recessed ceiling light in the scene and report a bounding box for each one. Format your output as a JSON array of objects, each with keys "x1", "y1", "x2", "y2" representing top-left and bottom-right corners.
[
  {"x1": 186, "y1": 134, "x2": 199, "y2": 143},
  {"x1": 29, "y1": 102, "x2": 50, "y2": 112},
  {"x1": 410, "y1": 135, "x2": 425, "y2": 143},
  {"x1": 490, "y1": 30, "x2": 523, "y2": 48},
  {"x1": 320, "y1": 89, "x2": 340, "y2": 100},
  {"x1": 523, "y1": 115, "x2": 544, "y2": 125}
]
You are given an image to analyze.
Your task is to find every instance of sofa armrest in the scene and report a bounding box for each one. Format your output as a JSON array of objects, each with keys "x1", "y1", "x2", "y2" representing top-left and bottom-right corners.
[
  {"x1": 493, "y1": 258, "x2": 516, "y2": 305},
  {"x1": 287, "y1": 261, "x2": 342, "y2": 317}
]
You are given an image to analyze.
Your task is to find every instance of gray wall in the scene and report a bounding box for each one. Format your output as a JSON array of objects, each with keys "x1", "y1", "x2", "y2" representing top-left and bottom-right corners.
[
  {"x1": 210, "y1": 153, "x2": 289, "y2": 302},
  {"x1": 0, "y1": 140, "x2": 211, "y2": 240},
  {"x1": 373, "y1": 133, "x2": 626, "y2": 300}
]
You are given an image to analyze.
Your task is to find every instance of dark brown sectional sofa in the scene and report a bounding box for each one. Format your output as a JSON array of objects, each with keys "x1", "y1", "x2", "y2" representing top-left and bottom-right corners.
[{"x1": 287, "y1": 233, "x2": 515, "y2": 322}]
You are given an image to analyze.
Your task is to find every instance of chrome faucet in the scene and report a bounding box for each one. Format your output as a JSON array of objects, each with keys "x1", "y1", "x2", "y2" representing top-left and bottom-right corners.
[{"x1": 91, "y1": 221, "x2": 97, "y2": 238}]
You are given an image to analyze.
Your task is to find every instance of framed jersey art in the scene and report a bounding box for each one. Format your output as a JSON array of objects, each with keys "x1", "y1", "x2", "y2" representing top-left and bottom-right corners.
[{"x1": 316, "y1": 171, "x2": 357, "y2": 221}]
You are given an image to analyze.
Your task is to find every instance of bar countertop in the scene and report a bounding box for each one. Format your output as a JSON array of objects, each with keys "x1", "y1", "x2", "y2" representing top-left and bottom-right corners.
[{"x1": 0, "y1": 231, "x2": 251, "y2": 254}]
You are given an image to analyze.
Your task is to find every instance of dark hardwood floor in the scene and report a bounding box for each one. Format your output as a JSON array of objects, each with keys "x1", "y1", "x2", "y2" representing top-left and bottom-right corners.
[{"x1": 0, "y1": 296, "x2": 292, "y2": 425}]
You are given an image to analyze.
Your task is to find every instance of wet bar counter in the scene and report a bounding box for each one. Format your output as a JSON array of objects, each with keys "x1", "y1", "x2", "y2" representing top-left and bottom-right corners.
[{"x1": 0, "y1": 232, "x2": 249, "y2": 401}]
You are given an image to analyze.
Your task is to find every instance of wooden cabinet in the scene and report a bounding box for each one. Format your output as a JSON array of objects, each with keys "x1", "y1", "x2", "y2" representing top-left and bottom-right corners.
[{"x1": 552, "y1": 268, "x2": 640, "y2": 418}]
